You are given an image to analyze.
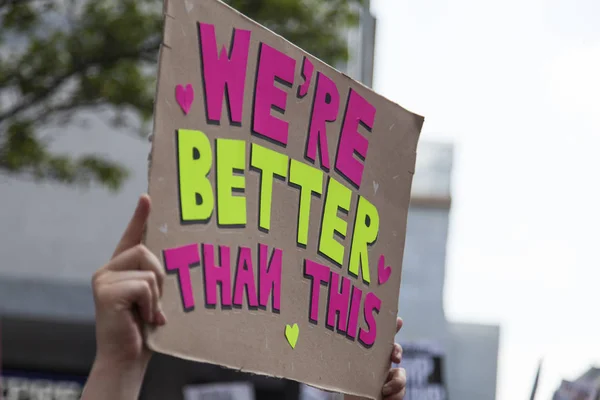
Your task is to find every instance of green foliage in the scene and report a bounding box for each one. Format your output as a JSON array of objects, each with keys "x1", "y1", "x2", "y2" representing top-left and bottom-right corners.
[{"x1": 0, "y1": 0, "x2": 363, "y2": 191}]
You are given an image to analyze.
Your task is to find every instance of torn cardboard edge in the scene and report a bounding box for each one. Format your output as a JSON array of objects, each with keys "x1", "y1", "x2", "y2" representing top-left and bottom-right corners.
[{"x1": 146, "y1": 329, "x2": 384, "y2": 399}]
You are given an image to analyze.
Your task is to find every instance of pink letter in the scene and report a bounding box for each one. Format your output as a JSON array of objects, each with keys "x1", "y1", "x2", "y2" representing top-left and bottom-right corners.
[
  {"x1": 252, "y1": 43, "x2": 296, "y2": 146},
  {"x1": 335, "y1": 89, "x2": 376, "y2": 189},
  {"x1": 233, "y1": 247, "x2": 258, "y2": 308},
  {"x1": 202, "y1": 244, "x2": 232, "y2": 308},
  {"x1": 326, "y1": 271, "x2": 351, "y2": 333},
  {"x1": 358, "y1": 292, "x2": 381, "y2": 348},
  {"x1": 303, "y1": 259, "x2": 330, "y2": 323},
  {"x1": 297, "y1": 57, "x2": 314, "y2": 98},
  {"x1": 198, "y1": 23, "x2": 251, "y2": 125},
  {"x1": 305, "y1": 73, "x2": 339, "y2": 170},
  {"x1": 163, "y1": 244, "x2": 200, "y2": 311},
  {"x1": 346, "y1": 285, "x2": 363, "y2": 339},
  {"x1": 259, "y1": 244, "x2": 282, "y2": 312}
]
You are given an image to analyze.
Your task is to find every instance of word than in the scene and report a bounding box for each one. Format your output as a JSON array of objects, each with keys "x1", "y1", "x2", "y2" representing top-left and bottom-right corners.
[{"x1": 163, "y1": 242, "x2": 282, "y2": 312}]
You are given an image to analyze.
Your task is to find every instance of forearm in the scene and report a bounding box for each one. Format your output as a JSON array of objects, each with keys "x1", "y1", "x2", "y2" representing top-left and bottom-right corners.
[{"x1": 81, "y1": 357, "x2": 149, "y2": 400}]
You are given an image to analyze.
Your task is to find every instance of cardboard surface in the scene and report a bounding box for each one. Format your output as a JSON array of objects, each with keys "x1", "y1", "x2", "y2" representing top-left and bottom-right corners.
[{"x1": 145, "y1": 0, "x2": 423, "y2": 398}]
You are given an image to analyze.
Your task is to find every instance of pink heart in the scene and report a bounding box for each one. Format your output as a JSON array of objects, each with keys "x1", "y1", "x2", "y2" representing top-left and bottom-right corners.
[
  {"x1": 175, "y1": 84, "x2": 194, "y2": 115},
  {"x1": 378, "y1": 254, "x2": 392, "y2": 285}
]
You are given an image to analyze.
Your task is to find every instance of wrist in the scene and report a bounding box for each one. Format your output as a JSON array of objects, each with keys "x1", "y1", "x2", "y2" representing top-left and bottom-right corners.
[
  {"x1": 92, "y1": 359, "x2": 148, "y2": 382},
  {"x1": 82, "y1": 354, "x2": 150, "y2": 400},
  {"x1": 93, "y1": 350, "x2": 151, "y2": 373}
]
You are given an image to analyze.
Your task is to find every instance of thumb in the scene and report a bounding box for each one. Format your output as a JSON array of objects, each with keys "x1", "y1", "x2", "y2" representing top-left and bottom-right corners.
[
  {"x1": 396, "y1": 317, "x2": 403, "y2": 334},
  {"x1": 112, "y1": 194, "x2": 152, "y2": 258}
]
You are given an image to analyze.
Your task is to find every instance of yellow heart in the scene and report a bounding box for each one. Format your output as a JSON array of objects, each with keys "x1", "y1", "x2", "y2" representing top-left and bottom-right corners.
[{"x1": 285, "y1": 323, "x2": 299, "y2": 349}]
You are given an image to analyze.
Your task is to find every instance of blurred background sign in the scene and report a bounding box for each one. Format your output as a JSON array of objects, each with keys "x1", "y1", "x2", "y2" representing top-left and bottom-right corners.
[
  {"x1": 183, "y1": 382, "x2": 255, "y2": 400},
  {"x1": 0, "y1": 370, "x2": 84, "y2": 400},
  {"x1": 394, "y1": 342, "x2": 447, "y2": 400},
  {"x1": 299, "y1": 385, "x2": 334, "y2": 400}
]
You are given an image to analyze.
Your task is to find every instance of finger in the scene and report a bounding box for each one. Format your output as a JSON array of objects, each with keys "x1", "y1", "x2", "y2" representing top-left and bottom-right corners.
[
  {"x1": 382, "y1": 368, "x2": 406, "y2": 398},
  {"x1": 98, "y1": 270, "x2": 163, "y2": 298},
  {"x1": 96, "y1": 279, "x2": 154, "y2": 323},
  {"x1": 396, "y1": 317, "x2": 403, "y2": 334},
  {"x1": 112, "y1": 195, "x2": 151, "y2": 258},
  {"x1": 125, "y1": 280, "x2": 155, "y2": 324},
  {"x1": 98, "y1": 270, "x2": 162, "y2": 320},
  {"x1": 382, "y1": 368, "x2": 407, "y2": 398},
  {"x1": 384, "y1": 387, "x2": 406, "y2": 400},
  {"x1": 103, "y1": 244, "x2": 165, "y2": 293},
  {"x1": 391, "y1": 343, "x2": 403, "y2": 364}
]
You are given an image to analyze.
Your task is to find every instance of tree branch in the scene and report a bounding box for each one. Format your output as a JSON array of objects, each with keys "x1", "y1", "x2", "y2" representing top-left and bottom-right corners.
[
  {"x1": 0, "y1": 0, "x2": 43, "y2": 9},
  {"x1": 33, "y1": 98, "x2": 107, "y2": 124},
  {"x1": 0, "y1": 70, "x2": 78, "y2": 123},
  {"x1": 0, "y1": 39, "x2": 160, "y2": 125}
]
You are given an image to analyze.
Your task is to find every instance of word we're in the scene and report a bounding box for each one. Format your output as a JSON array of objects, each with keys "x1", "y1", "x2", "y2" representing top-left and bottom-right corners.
[{"x1": 198, "y1": 22, "x2": 376, "y2": 190}]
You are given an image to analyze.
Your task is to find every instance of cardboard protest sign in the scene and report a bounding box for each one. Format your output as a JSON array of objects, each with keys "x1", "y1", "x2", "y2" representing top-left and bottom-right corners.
[{"x1": 145, "y1": 0, "x2": 423, "y2": 398}]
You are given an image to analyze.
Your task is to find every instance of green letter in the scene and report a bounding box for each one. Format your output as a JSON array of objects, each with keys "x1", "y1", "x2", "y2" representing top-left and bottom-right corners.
[
  {"x1": 318, "y1": 177, "x2": 352, "y2": 266},
  {"x1": 250, "y1": 144, "x2": 289, "y2": 231},
  {"x1": 348, "y1": 196, "x2": 379, "y2": 284},
  {"x1": 289, "y1": 159, "x2": 323, "y2": 246},
  {"x1": 216, "y1": 138, "x2": 246, "y2": 226},
  {"x1": 177, "y1": 129, "x2": 214, "y2": 222}
]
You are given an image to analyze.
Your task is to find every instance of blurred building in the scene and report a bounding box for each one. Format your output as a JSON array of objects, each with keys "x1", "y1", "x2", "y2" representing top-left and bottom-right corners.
[
  {"x1": 337, "y1": 0, "x2": 377, "y2": 88},
  {"x1": 0, "y1": 2, "x2": 499, "y2": 400},
  {"x1": 553, "y1": 367, "x2": 600, "y2": 400},
  {"x1": 398, "y1": 142, "x2": 500, "y2": 400},
  {"x1": 0, "y1": 3, "x2": 378, "y2": 400}
]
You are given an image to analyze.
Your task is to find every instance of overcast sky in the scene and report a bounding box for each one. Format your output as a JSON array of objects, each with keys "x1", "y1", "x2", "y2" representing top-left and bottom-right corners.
[{"x1": 371, "y1": 0, "x2": 600, "y2": 398}]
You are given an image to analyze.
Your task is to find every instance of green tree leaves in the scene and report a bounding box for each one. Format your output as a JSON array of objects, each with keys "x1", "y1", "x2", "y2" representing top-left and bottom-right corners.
[{"x1": 0, "y1": 0, "x2": 363, "y2": 191}]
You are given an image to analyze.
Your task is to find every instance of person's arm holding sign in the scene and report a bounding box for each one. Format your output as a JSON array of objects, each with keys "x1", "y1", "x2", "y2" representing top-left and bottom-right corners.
[
  {"x1": 82, "y1": 195, "x2": 167, "y2": 400},
  {"x1": 82, "y1": 195, "x2": 407, "y2": 400}
]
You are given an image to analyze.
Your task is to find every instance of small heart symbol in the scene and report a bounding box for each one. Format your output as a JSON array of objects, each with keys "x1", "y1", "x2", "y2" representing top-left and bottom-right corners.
[
  {"x1": 175, "y1": 84, "x2": 195, "y2": 115},
  {"x1": 285, "y1": 323, "x2": 299, "y2": 349},
  {"x1": 184, "y1": 0, "x2": 194, "y2": 12},
  {"x1": 373, "y1": 181, "x2": 380, "y2": 194},
  {"x1": 159, "y1": 223, "x2": 168, "y2": 234},
  {"x1": 378, "y1": 254, "x2": 392, "y2": 285}
]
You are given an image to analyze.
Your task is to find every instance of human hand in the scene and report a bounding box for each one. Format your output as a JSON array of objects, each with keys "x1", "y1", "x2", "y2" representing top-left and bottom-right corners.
[
  {"x1": 82, "y1": 195, "x2": 167, "y2": 400},
  {"x1": 382, "y1": 317, "x2": 406, "y2": 400},
  {"x1": 81, "y1": 195, "x2": 167, "y2": 400},
  {"x1": 92, "y1": 194, "x2": 167, "y2": 367}
]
